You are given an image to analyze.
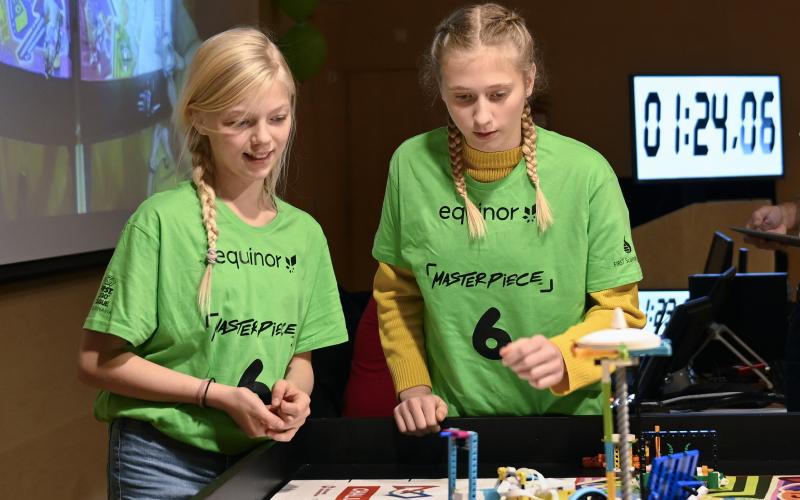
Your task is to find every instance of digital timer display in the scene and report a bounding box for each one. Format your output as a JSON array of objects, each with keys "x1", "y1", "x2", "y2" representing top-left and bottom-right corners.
[
  {"x1": 632, "y1": 75, "x2": 783, "y2": 181},
  {"x1": 638, "y1": 289, "x2": 691, "y2": 335}
]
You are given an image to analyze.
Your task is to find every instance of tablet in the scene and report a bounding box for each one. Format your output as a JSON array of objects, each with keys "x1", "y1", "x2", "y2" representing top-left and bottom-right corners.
[{"x1": 730, "y1": 226, "x2": 800, "y2": 247}]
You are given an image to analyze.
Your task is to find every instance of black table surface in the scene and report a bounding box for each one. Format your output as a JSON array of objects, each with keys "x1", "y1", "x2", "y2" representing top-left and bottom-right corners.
[{"x1": 195, "y1": 412, "x2": 800, "y2": 500}]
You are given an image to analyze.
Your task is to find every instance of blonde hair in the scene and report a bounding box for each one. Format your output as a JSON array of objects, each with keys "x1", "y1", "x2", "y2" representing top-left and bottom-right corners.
[
  {"x1": 174, "y1": 27, "x2": 297, "y2": 318},
  {"x1": 424, "y1": 3, "x2": 552, "y2": 238}
]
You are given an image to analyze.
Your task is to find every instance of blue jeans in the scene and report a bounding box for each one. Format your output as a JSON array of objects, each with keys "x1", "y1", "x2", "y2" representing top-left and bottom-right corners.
[{"x1": 107, "y1": 418, "x2": 244, "y2": 500}]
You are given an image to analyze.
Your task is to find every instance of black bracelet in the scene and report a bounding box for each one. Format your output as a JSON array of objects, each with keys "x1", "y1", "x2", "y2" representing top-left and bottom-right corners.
[{"x1": 201, "y1": 377, "x2": 216, "y2": 408}]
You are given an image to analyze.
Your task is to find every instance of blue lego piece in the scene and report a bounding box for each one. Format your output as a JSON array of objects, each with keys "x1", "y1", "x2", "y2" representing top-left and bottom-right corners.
[
  {"x1": 647, "y1": 450, "x2": 703, "y2": 500},
  {"x1": 440, "y1": 428, "x2": 478, "y2": 500}
]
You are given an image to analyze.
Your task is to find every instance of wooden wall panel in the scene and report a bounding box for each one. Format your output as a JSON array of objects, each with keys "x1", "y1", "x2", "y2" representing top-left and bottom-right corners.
[
  {"x1": 280, "y1": 4, "x2": 352, "y2": 287},
  {"x1": 346, "y1": 71, "x2": 445, "y2": 289},
  {"x1": 0, "y1": 269, "x2": 107, "y2": 500},
  {"x1": 633, "y1": 200, "x2": 776, "y2": 289}
]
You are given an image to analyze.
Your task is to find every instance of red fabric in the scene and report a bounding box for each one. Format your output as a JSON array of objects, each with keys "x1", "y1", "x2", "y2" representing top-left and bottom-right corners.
[{"x1": 342, "y1": 297, "x2": 397, "y2": 417}]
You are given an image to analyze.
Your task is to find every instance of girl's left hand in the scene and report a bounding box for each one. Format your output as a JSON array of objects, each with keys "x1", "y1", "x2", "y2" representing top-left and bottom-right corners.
[
  {"x1": 500, "y1": 335, "x2": 567, "y2": 390},
  {"x1": 266, "y1": 379, "x2": 311, "y2": 442}
]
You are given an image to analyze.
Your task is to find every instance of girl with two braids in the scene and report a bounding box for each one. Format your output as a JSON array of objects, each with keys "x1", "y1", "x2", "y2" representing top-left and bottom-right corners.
[
  {"x1": 78, "y1": 28, "x2": 346, "y2": 498},
  {"x1": 372, "y1": 3, "x2": 645, "y2": 435}
]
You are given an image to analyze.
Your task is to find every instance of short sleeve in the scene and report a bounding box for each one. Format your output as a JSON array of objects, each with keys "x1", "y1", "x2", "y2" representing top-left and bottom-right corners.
[
  {"x1": 585, "y1": 165, "x2": 643, "y2": 292},
  {"x1": 83, "y1": 222, "x2": 159, "y2": 346},
  {"x1": 372, "y1": 152, "x2": 411, "y2": 269},
  {"x1": 294, "y1": 229, "x2": 348, "y2": 354}
]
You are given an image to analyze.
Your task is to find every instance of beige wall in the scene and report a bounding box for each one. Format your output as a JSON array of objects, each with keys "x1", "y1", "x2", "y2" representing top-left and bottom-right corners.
[
  {"x1": 3, "y1": 1, "x2": 799, "y2": 498},
  {"x1": 634, "y1": 200, "x2": 775, "y2": 289},
  {"x1": 0, "y1": 269, "x2": 107, "y2": 500}
]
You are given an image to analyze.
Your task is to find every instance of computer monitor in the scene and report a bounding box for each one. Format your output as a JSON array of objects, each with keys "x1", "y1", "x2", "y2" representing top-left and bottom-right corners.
[
  {"x1": 638, "y1": 289, "x2": 691, "y2": 335},
  {"x1": 635, "y1": 296, "x2": 715, "y2": 402},
  {"x1": 706, "y1": 266, "x2": 737, "y2": 315},
  {"x1": 704, "y1": 231, "x2": 734, "y2": 274},
  {"x1": 688, "y1": 272, "x2": 788, "y2": 363}
]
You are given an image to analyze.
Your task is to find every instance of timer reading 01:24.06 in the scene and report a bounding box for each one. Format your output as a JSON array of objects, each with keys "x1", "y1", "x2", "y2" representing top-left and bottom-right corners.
[{"x1": 632, "y1": 75, "x2": 783, "y2": 181}]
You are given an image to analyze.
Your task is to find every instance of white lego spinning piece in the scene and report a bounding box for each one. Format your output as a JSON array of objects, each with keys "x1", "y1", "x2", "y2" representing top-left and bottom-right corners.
[{"x1": 575, "y1": 307, "x2": 661, "y2": 350}]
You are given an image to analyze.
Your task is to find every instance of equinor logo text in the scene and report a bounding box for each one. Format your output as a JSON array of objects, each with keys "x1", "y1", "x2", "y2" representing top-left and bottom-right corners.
[
  {"x1": 439, "y1": 203, "x2": 536, "y2": 224},
  {"x1": 214, "y1": 248, "x2": 297, "y2": 272}
]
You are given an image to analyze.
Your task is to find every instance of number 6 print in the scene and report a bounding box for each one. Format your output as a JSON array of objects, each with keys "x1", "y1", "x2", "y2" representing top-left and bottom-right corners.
[{"x1": 472, "y1": 307, "x2": 512, "y2": 360}]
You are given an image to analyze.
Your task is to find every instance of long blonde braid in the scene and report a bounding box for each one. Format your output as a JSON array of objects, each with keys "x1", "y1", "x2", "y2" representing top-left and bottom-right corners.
[
  {"x1": 174, "y1": 28, "x2": 296, "y2": 319},
  {"x1": 522, "y1": 102, "x2": 553, "y2": 232},
  {"x1": 448, "y1": 117, "x2": 486, "y2": 239},
  {"x1": 190, "y1": 134, "x2": 219, "y2": 319},
  {"x1": 425, "y1": 4, "x2": 550, "y2": 238}
]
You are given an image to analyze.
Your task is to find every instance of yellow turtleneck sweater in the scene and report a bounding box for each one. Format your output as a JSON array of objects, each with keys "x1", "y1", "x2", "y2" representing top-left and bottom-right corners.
[{"x1": 373, "y1": 141, "x2": 645, "y2": 396}]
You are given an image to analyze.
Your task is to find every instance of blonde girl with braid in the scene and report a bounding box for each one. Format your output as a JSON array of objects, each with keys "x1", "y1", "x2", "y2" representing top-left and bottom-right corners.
[
  {"x1": 78, "y1": 27, "x2": 347, "y2": 498},
  {"x1": 372, "y1": 3, "x2": 645, "y2": 435}
]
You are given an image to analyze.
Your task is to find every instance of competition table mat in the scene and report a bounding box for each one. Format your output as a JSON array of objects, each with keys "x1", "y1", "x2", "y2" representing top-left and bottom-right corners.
[
  {"x1": 271, "y1": 476, "x2": 800, "y2": 499},
  {"x1": 195, "y1": 413, "x2": 800, "y2": 500}
]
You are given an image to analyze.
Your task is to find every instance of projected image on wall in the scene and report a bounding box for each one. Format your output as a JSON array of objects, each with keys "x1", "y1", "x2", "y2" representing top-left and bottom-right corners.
[
  {"x1": 0, "y1": 0, "x2": 202, "y2": 266},
  {"x1": 0, "y1": 0, "x2": 71, "y2": 78}
]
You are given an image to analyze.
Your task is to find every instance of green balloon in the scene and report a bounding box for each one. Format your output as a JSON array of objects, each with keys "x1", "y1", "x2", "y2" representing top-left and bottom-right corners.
[
  {"x1": 277, "y1": 0, "x2": 318, "y2": 22},
  {"x1": 278, "y1": 23, "x2": 327, "y2": 82}
]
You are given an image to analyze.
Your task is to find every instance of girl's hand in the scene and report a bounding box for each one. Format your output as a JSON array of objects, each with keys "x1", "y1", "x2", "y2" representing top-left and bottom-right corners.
[
  {"x1": 500, "y1": 335, "x2": 567, "y2": 390},
  {"x1": 393, "y1": 385, "x2": 448, "y2": 436},
  {"x1": 206, "y1": 384, "x2": 286, "y2": 438},
  {"x1": 266, "y1": 379, "x2": 311, "y2": 442}
]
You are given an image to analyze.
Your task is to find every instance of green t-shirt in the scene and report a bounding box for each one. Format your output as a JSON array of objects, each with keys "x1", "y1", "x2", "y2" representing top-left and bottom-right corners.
[
  {"x1": 84, "y1": 181, "x2": 347, "y2": 454},
  {"x1": 373, "y1": 127, "x2": 642, "y2": 417}
]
